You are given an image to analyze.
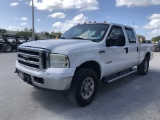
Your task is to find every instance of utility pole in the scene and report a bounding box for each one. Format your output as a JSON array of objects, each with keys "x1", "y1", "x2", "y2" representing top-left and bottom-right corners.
[
  {"x1": 145, "y1": 29, "x2": 146, "y2": 40},
  {"x1": 32, "y1": 0, "x2": 35, "y2": 40}
]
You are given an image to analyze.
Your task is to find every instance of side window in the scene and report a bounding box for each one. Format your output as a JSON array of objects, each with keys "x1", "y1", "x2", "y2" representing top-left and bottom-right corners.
[
  {"x1": 107, "y1": 26, "x2": 124, "y2": 46},
  {"x1": 125, "y1": 28, "x2": 136, "y2": 43}
]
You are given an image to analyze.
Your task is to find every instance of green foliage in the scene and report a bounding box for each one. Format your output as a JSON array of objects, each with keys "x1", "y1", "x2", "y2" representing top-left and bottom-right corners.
[
  {"x1": 151, "y1": 36, "x2": 160, "y2": 43},
  {"x1": 16, "y1": 31, "x2": 32, "y2": 37},
  {"x1": 44, "y1": 32, "x2": 49, "y2": 39},
  {"x1": 0, "y1": 29, "x2": 7, "y2": 35},
  {"x1": 16, "y1": 29, "x2": 39, "y2": 40},
  {"x1": 51, "y1": 31, "x2": 62, "y2": 36},
  {"x1": 137, "y1": 34, "x2": 146, "y2": 43}
]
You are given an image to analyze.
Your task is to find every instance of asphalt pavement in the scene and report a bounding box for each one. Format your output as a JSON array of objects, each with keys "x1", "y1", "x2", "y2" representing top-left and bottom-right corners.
[{"x1": 0, "y1": 52, "x2": 160, "y2": 120}]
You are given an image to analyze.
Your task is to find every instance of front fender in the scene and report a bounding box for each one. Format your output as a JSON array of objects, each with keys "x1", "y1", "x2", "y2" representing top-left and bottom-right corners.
[{"x1": 68, "y1": 51, "x2": 103, "y2": 78}]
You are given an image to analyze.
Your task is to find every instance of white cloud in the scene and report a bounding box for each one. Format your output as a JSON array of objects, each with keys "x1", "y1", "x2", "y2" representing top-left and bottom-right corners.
[
  {"x1": 143, "y1": 14, "x2": 160, "y2": 39},
  {"x1": 14, "y1": 17, "x2": 19, "y2": 20},
  {"x1": 116, "y1": 0, "x2": 160, "y2": 7},
  {"x1": 149, "y1": 14, "x2": 160, "y2": 20},
  {"x1": 48, "y1": 12, "x2": 66, "y2": 18},
  {"x1": 21, "y1": 17, "x2": 28, "y2": 21},
  {"x1": 30, "y1": 0, "x2": 99, "y2": 11},
  {"x1": 36, "y1": 30, "x2": 42, "y2": 33},
  {"x1": 52, "y1": 22, "x2": 63, "y2": 28},
  {"x1": 144, "y1": 19, "x2": 160, "y2": 29},
  {"x1": 37, "y1": 19, "x2": 41, "y2": 22},
  {"x1": 7, "y1": 26, "x2": 21, "y2": 31},
  {"x1": 10, "y1": 2, "x2": 19, "y2": 6},
  {"x1": 147, "y1": 29, "x2": 160, "y2": 39},
  {"x1": 132, "y1": 25, "x2": 139, "y2": 29},
  {"x1": 143, "y1": 14, "x2": 160, "y2": 29},
  {"x1": 151, "y1": 29, "x2": 160, "y2": 35},
  {"x1": 20, "y1": 23, "x2": 28, "y2": 26},
  {"x1": 52, "y1": 14, "x2": 88, "y2": 32},
  {"x1": 107, "y1": 16, "x2": 111, "y2": 19}
]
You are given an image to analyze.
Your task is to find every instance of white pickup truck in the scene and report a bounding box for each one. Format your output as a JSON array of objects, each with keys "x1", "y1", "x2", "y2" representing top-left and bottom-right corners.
[{"x1": 15, "y1": 22, "x2": 154, "y2": 107}]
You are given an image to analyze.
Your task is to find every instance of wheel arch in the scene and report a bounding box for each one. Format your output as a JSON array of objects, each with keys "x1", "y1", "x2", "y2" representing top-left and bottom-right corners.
[
  {"x1": 75, "y1": 61, "x2": 101, "y2": 80},
  {"x1": 145, "y1": 52, "x2": 150, "y2": 60}
]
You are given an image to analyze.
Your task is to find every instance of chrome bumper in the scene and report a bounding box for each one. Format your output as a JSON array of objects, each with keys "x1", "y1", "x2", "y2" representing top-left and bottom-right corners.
[{"x1": 16, "y1": 61, "x2": 75, "y2": 90}]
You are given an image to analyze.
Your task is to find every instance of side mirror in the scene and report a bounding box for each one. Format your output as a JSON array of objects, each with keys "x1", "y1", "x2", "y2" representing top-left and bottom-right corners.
[
  {"x1": 116, "y1": 34, "x2": 125, "y2": 46},
  {"x1": 106, "y1": 38, "x2": 116, "y2": 47}
]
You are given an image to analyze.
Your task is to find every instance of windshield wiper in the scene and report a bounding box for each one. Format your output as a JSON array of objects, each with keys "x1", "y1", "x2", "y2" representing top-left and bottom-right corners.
[
  {"x1": 71, "y1": 37, "x2": 86, "y2": 40},
  {"x1": 61, "y1": 36, "x2": 93, "y2": 41}
]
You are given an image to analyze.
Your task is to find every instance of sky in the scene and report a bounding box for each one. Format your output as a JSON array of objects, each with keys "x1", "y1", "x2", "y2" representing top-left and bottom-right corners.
[{"x1": 0, "y1": 0, "x2": 160, "y2": 40}]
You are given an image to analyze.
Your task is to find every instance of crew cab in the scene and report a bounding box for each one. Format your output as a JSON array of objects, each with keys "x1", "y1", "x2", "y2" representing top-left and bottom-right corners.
[{"x1": 15, "y1": 22, "x2": 154, "y2": 107}]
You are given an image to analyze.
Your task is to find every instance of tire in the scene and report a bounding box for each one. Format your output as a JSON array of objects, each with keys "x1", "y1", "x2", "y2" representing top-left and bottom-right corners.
[
  {"x1": 137, "y1": 57, "x2": 149, "y2": 75},
  {"x1": 3, "y1": 44, "x2": 12, "y2": 52},
  {"x1": 67, "y1": 68, "x2": 98, "y2": 107}
]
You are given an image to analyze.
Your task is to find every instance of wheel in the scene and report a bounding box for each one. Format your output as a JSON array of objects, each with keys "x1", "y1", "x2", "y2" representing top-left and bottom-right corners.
[
  {"x1": 67, "y1": 68, "x2": 98, "y2": 107},
  {"x1": 3, "y1": 44, "x2": 12, "y2": 52},
  {"x1": 137, "y1": 57, "x2": 149, "y2": 75}
]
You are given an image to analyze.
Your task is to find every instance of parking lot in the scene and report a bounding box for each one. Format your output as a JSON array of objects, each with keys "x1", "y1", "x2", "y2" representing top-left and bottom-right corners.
[{"x1": 0, "y1": 52, "x2": 160, "y2": 120}]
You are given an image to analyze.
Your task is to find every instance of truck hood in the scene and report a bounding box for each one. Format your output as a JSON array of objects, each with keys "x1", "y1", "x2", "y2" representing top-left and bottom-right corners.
[{"x1": 20, "y1": 39, "x2": 94, "y2": 54}]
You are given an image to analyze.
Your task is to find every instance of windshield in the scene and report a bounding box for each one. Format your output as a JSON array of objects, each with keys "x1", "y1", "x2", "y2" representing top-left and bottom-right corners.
[{"x1": 61, "y1": 24, "x2": 109, "y2": 42}]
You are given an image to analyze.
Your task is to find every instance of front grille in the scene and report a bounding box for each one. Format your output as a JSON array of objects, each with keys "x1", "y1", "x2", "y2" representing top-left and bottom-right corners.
[{"x1": 17, "y1": 47, "x2": 50, "y2": 70}]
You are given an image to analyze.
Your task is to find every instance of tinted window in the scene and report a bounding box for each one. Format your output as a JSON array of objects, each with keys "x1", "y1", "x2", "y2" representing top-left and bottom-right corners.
[
  {"x1": 125, "y1": 28, "x2": 136, "y2": 43},
  {"x1": 107, "y1": 26, "x2": 124, "y2": 46}
]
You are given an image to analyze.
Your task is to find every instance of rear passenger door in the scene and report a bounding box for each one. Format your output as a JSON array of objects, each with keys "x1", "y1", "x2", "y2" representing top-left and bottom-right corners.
[{"x1": 124, "y1": 28, "x2": 139, "y2": 66}]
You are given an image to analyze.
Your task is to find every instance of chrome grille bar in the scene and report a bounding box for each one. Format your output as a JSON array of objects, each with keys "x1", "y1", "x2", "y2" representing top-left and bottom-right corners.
[
  {"x1": 18, "y1": 52, "x2": 39, "y2": 59},
  {"x1": 18, "y1": 58, "x2": 40, "y2": 65},
  {"x1": 17, "y1": 46, "x2": 50, "y2": 70}
]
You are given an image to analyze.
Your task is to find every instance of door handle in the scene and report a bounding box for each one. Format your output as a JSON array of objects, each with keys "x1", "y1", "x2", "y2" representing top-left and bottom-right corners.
[
  {"x1": 124, "y1": 47, "x2": 128, "y2": 53},
  {"x1": 137, "y1": 47, "x2": 138, "y2": 52}
]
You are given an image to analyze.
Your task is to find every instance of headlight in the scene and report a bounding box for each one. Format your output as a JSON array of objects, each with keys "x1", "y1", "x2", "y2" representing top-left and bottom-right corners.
[{"x1": 50, "y1": 54, "x2": 70, "y2": 68}]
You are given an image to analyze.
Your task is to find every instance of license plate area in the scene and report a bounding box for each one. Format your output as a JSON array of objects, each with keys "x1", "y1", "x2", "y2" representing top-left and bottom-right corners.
[
  {"x1": 17, "y1": 70, "x2": 32, "y2": 85},
  {"x1": 18, "y1": 70, "x2": 24, "y2": 80}
]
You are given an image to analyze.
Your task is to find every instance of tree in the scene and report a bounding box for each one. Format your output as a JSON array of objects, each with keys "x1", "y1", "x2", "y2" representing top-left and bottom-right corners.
[
  {"x1": 0, "y1": 29, "x2": 7, "y2": 35},
  {"x1": 51, "y1": 31, "x2": 62, "y2": 38},
  {"x1": 151, "y1": 36, "x2": 160, "y2": 43},
  {"x1": 16, "y1": 30, "x2": 39, "y2": 40},
  {"x1": 23, "y1": 27, "x2": 28, "y2": 32},
  {"x1": 137, "y1": 34, "x2": 146, "y2": 43},
  {"x1": 44, "y1": 32, "x2": 49, "y2": 39},
  {"x1": 16, "y1": 31, "x2": 32, "y2": 37}
]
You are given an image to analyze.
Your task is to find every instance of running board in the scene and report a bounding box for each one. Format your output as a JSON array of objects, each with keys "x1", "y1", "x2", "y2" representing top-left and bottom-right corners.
[{"x1": 102, "y1": 68, "x2": 137, "y2": 84}]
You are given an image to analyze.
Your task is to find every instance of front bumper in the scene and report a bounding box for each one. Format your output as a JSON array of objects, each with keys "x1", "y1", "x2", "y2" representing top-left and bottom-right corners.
[{"x1": 16, "y1": 61, "x2": 75, "y2": 90}]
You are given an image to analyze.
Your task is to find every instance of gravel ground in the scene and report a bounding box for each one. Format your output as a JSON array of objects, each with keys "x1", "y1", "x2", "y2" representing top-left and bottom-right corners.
[{"x1": 0, "y1": 52, "x2": 160, "y2": 120}]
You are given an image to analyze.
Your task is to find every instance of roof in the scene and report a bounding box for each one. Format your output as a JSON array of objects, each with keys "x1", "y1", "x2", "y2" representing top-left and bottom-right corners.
[{"x1": 78, "y1": 22, "x2": 134, "y2": 29}]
